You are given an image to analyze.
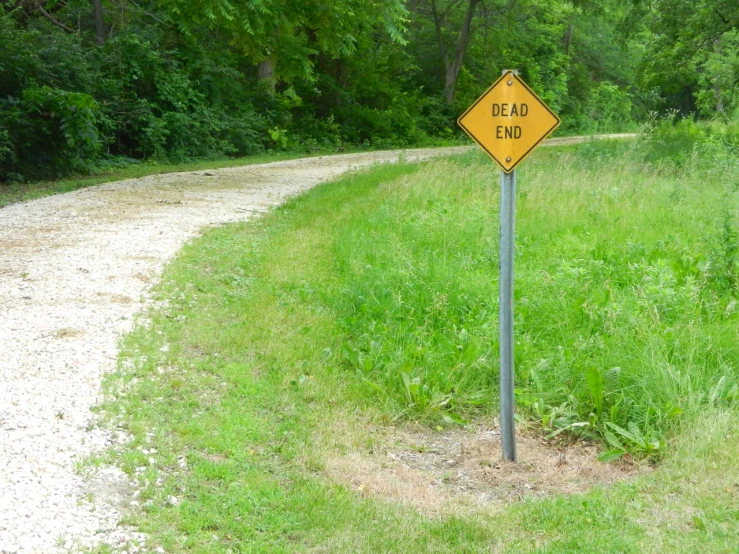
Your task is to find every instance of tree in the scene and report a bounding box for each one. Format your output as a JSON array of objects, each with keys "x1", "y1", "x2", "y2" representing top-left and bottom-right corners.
[
  {"x1": 90, "y1": 0, "x2": 105, "y2": 44},
  {"x1": 155, "y1": 0, "x2": 409, "y2": 91},
  {"x1": 428, "y1": 0, "x2": 481, "y2": 103},
  {"x1": 630, "y1": 0, "x2": 739, "y2": 115}
]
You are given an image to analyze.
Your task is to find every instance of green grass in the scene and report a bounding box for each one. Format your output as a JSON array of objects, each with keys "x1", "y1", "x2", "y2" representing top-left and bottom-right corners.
[
  {"x1": 99, "y1": 142, "x2": 738, "y2": 552},
  {"x1": 330, "y1": 142, "x2": 738, "y2": 452}
]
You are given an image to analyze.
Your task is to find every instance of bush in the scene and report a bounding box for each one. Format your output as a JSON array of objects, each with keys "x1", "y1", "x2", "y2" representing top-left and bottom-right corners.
[
  {"x1": 98, "y1": 33, "x2": 267, "y2": 161},
  {"x1": 0, "y1": 86, "x2": 103, "y2": 180},
  {"x1": 639, "y1": 115, "x2": 739, "y2": 169}
]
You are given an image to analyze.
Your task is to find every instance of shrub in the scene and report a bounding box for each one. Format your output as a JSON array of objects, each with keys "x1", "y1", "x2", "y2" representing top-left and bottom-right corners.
[{"x1": 0, "y1": 86, "x2": 103, "y2": 181}]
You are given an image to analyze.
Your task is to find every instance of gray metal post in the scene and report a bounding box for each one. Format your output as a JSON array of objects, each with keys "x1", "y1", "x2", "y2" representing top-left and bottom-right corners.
[
  {"x1": 498, "y1": 68, "x2": 518, "y2": 463},
  {"x1": 499, "y1": 167, "x2": 517, "y2": 462}
]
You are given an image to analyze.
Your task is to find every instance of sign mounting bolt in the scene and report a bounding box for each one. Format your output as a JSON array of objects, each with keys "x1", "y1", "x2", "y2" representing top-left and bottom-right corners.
[
  {"x1": 507, "y1": 80, "x2": 513, "y2": 85},
  {"x1": 506, "y1": 157, "x2": 511, "y2": 162}
]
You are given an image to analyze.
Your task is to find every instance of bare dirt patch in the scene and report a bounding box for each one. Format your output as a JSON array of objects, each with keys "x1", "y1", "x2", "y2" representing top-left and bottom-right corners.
[
  {"x1": 324, "y1": 422, "x2": 646, "y2": 515},
  {"x1": 0, "y1": 225, "x2": 75, "y2": 250},
  {"x1": 132, "y1": 272, "x2": 153, "y2": 283},
  {"x1": 54, "y1": 327, "x2": 85, "y2": 338},
  {"x1": 96, "y1": 292, "x2": 134, "y2": 305}
]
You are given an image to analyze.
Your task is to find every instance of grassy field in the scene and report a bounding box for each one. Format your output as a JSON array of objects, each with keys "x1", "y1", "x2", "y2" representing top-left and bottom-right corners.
[{"x1": 97, "y1": 139, "x2": 739, "y2": 552}]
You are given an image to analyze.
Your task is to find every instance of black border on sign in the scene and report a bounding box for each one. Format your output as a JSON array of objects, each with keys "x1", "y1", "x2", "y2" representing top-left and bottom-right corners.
[{"x1": 457, "y1": 70, "x2": 561, "y2": 173}]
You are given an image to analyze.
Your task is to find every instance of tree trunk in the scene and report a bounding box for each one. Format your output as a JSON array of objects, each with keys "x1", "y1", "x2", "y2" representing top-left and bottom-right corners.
[
  {"x1": 563, "y1": 21, "x2": 573, "y2": 56},
  {"x1": 431, "y1": 0, "x2": 480, "y2": 104},
  {"x1": 443, "y1": 65, "x2": 457, "y2": 103},
  {"x1": 714, "y1": 38, "x2": 724, "y2": 114},
  {"x1": 714, "y1": 81, "x2": 725, "y2": 114},
  {"x1": 90, "y1": 0, "x2": 105, "y2": 44},
  {"x1": 258, "y1": 55, "x2": 277, "y2": 96}
]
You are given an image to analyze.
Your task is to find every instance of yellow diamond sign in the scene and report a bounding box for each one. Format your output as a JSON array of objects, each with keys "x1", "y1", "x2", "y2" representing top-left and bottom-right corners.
[{"x1": 458, "y1": 71, "x2": 560, "y2": 173}]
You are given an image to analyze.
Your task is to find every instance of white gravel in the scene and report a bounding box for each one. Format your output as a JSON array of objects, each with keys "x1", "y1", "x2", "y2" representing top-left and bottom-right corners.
[{"x1": 0, "y1": 147, "x2": 466, "y2": 553}]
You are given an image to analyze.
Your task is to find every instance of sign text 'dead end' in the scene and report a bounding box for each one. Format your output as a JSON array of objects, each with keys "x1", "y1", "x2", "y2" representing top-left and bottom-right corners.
[{"x1": 457, "y1": 71, "x2": 560, "y2": 173}]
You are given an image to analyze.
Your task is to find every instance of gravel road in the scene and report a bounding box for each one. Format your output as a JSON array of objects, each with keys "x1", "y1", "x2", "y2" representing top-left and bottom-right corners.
[
  {"x1": 0, "y1": 147, "x2": 469, "y2": 553},
  {"x1": 0, "y1": 135, "x2": 634, "y2": 553}
]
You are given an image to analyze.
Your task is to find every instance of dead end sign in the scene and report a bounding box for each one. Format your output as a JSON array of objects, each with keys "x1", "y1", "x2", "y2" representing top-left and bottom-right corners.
[
  {"x1": 457, "y1": 71, "x2": 560, "y2": 173},
  {"x1": 457, "y1": 69, "x2": 560, "y2": 463}
]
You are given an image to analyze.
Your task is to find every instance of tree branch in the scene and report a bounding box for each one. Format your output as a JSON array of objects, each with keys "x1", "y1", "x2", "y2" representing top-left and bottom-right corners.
[
  {"x1": 37, "y1": 5, "x2": 77, "y2": 33},
  {"x1": 453, "y1": 0, "x2": 480, "y2": 59},
  {"x1": 713, "y1": 8, "x2": 728, "y2": 25},
  {"x1": 45, "y1": 0, "x2": 68, "y2": 15},
  {"x1": 109, "y1": 0, "x2": 171, "y2": 27},
  {"x1": 429, "y1": 0, "x2": 450, "y2": 69},
  {"x1": 440, "y1": 0, "x2": 463, "y2": 19},
  {"x1": 131, "y1": 0, "x2": 170, "y2": 26}
]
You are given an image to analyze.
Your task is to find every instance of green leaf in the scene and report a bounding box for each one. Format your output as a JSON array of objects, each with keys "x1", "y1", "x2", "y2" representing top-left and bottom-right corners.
[
  {"x1": 441, "y1": 413, "x2": 468, "y2": 426},
  {"x1": 586, "y1": 366, "x2": 604, "y2": 414},
  {"x1": 627, "y1": 421, "x2": 646, "y2": 444},
  {"x1": 548, "y1": 421, "x2": 589, "y2": 439},
  {"x1": 606, "y1": 422, "x2": 641, "y2": 445},
  {"x1": 603, "y1": 429, "x2": 625, "y2": 450},
  {"x1": 692, "y1": 516, "x2": 707, "y2": 531},
  {"x1": 598, "y1": 449, "x2": 625, "y2": 463}
]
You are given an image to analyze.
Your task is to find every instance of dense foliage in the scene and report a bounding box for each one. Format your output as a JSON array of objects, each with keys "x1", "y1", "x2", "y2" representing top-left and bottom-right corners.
[{"x1": 1, "y1": 0, "x2": 737, "y2": 181}]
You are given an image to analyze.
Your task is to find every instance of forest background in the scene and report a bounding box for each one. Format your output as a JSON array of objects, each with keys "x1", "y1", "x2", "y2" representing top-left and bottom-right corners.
[{"x1": 1, "y1": 0, "x2": 738, "y2": 182}]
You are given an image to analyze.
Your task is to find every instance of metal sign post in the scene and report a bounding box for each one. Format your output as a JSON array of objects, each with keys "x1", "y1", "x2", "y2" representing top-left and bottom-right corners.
[
  {"x1": 457, "y1": 68, "x2": 560, "y2": 463},
  {"x1": 499, "y1": 167, "x2": 516, "y2": 462}
]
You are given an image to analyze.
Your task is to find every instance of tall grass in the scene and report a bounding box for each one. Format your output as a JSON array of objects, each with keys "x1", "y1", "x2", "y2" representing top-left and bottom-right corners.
[
  {"x1": 328, "y1": 135, "x2": 738, "y2": 456},
  {"x1": 101, "y1": 139, "x2": 739, "y2": 551}
]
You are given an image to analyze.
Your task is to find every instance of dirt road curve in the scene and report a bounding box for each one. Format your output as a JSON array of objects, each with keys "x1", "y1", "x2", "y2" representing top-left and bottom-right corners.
[
  {"x1": 0, "y1": 136, "x2": 633, "y2": 553},
  {"x1": 0, "y1": 147, "x2": 464, "y2": 553}
]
